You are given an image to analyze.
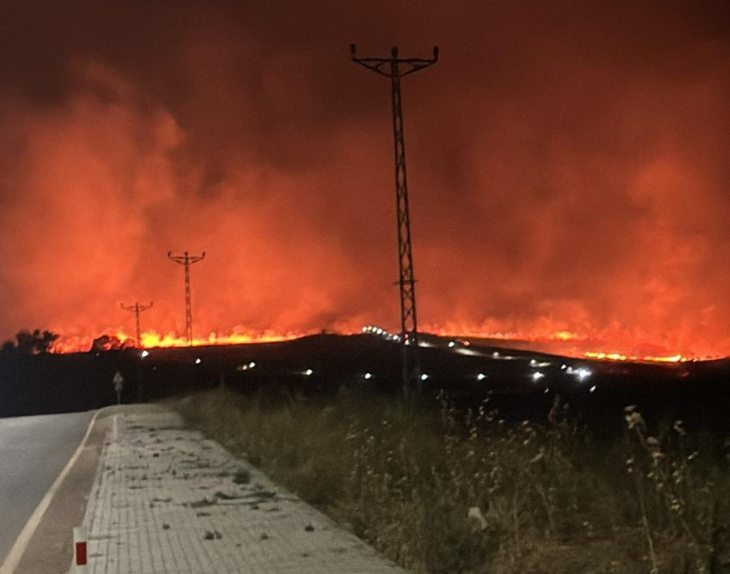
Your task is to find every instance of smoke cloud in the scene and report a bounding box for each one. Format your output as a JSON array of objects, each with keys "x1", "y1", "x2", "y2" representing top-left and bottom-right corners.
[{"x1": 0, "y1": 1, "x2": 728, "y2": 356}]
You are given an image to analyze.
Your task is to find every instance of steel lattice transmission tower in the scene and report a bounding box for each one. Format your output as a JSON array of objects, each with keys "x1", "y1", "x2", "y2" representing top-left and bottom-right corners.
[
  {"x1": 167, "y1": 251, "x2": 206, "y2": 345},
  {"x1": 350, "y1": 44, "x2": 438, "y2": 396},
  {"x1": 120, "y1": 301, "x2": 153, "y2": 347}
]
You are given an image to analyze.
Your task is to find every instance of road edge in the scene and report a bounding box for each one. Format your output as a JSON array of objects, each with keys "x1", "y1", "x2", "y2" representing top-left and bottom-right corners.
[
  {"x1": 0, "y1": 409, "x2": 102, "y2": 574},
  {"x1": 0, "y1": 409, "x2": 104, "y2": 574}
]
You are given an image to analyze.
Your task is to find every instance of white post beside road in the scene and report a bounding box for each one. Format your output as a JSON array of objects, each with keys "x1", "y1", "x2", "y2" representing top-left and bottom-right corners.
[
  {"x1": 113, "y1": 372, "x2": 124, "y2": 405},
  {"x1": 73, "y1": 526, "x2": 87, "y2": 573}
]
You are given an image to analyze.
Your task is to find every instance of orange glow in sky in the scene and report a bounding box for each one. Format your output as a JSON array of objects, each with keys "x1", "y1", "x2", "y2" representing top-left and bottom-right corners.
[{"x1": 1, "y1": 1, "x2": 728, "y2": 360}]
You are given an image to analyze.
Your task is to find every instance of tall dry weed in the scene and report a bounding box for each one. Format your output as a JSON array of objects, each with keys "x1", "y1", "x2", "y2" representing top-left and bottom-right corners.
[{"x1": 171, "y1": 388, "x2": 729, "y2": 574}]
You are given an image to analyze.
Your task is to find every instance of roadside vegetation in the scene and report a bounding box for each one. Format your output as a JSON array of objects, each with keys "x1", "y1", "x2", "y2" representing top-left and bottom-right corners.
[{"x1": 171, "y1": 387, "x2": 729, "y2": 574}]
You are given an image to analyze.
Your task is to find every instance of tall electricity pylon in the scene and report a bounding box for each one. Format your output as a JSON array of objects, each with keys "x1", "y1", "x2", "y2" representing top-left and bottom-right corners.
[
  {"x1": 167, "y1": 251, "x2": 206, "y2": 345},
  {"x1": 350, "y1": 44, "x2": 438, "y2": 396},
  {"x1": 120, "y1": 301, "x2": 153, "y2": 347}
]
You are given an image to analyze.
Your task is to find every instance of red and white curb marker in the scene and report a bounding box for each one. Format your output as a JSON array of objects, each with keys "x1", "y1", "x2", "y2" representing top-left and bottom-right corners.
[{"x1": 73, "y1": 526, "x2": 87, "y2": 572}]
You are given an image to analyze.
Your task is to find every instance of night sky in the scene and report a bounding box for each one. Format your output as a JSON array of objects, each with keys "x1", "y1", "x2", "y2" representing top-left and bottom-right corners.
[{"x1": 0, "y1": 1, "x2": 728, "y2": 356}]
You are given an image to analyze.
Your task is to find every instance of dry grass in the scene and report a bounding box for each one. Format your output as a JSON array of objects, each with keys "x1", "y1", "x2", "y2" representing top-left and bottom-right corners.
[{"x1": 170, "y1": 387, "x2": 729, "y2": 574}]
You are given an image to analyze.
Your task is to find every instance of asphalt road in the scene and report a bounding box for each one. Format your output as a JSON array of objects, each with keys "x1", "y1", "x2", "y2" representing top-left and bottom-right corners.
[{"x1": 0, "y1": 411, "x2": 94, "y2": 566}]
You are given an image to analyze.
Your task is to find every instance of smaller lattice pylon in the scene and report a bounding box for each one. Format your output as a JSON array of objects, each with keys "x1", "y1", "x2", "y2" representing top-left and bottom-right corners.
[
  {"x1": 120, "y1": 302, "x2": 153, "y2": 347},
  {"x1": 167, "y1": 251, "x2": 206, "y2": 345}
]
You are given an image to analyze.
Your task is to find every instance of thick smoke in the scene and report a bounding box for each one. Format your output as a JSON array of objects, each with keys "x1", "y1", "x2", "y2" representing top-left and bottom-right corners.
[{"x1": 0, "y1": 1, "x2": 728, "y2": 356}]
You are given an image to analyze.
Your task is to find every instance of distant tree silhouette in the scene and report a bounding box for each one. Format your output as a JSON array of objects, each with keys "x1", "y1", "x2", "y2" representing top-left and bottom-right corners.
[
  {"x1": 2, "y1": 329, "x2": 59, "y2": 354},
  {"x1": 90, "y1": 334, "x2": 126, "y2": 352}
]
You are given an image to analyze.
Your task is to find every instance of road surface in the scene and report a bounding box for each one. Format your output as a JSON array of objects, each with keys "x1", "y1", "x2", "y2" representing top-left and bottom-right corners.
[{"x1": 0, "y1": 411, "x2": 94, "y2": 566}]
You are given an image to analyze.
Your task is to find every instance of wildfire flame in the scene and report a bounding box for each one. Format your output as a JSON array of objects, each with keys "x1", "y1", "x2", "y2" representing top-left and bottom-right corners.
[
  {"x1": 50, "y1": 329, "x2": 301, "y2": 353},
  {"x1": 47, "y1": 324, "x2": 706, "y2": 364},
  {"x1": 139, "y1": 330, "x2": 299, "y2": 348},
  {"x1": 583, "y1": 351, "x2": 687, "y2": 364},
  {"x1": 428, "y1": 322, "x2": 712, "y2": 363},
  {"x1": 2, "y1": 2, "x2": 728, "y2": 375},
  {"x1": 444, "y1": 332, "x2": 695, "y2": 363}
]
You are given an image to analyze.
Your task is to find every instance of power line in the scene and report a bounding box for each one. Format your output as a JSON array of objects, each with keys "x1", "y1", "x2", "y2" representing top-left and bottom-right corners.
[
  {"x1": 120, "y1": 301, "x2": 153, "y2": 347},
  {"x1": 350, "y1": 44, "x2": 438, "y2": 396},
  {"x1": 167, "y1": 251, "x2": 206, "y2": 345}
]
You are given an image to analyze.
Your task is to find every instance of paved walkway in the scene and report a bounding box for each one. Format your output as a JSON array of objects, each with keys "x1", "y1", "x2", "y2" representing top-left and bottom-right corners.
[{"x1": 78, "y1": 407, "x2": 406, "y2": 573}]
